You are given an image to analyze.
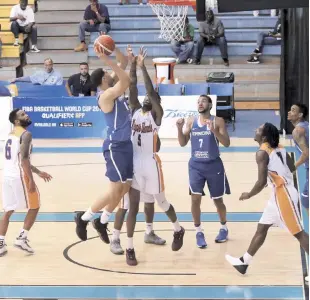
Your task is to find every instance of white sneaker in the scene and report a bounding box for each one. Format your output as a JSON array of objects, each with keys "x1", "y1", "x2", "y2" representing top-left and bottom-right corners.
[
  {"x1": 305, "y1": 276, "x2": 309, "y2": 285},
  {"x1": 225, "y1": 254, "x2": 249, "y2": 275},
  {"x1": 0, "y1": 240, "x2": 7, "y2": 257},
  {"x1": 14, "y1": 237, "x2": 34, "y2": 254},
  {"x1": 13, "y1": 39, "x2": 19, "y2": 47},
  {"x1": 31, "y1": 45, "x2": 40, "y2": 53}
]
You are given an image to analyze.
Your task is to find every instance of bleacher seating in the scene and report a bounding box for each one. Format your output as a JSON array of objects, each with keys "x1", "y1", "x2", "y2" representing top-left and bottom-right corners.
[
  {"x1": 183, "y1": 83, "x2": 208, "y2": 95},
  {"x1": 0, "y1": 1, "x2": 33, "y2": 61}
]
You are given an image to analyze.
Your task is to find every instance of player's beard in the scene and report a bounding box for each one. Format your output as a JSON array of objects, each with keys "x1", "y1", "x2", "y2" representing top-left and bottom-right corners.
[
  {"x1": 198, "y1": 108, "x2": 209, "y2": 114},
  {"x1": 143, "y1": 103, "x2": 152, "y2": 111},
  {"x1": 20, "y1": 119, "x2": 32, "y2": 128}
]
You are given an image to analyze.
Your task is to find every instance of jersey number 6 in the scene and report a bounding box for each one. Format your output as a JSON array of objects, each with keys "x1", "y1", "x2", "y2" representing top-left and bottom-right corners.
[{"x1": 5, "y1": 139, "x2": 12, "y2": 160}]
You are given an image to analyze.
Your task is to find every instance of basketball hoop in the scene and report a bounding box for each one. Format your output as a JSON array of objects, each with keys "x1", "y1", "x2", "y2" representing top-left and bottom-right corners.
[{"x1": 149, "y1": 0, "x2": 217, "y2": 42}]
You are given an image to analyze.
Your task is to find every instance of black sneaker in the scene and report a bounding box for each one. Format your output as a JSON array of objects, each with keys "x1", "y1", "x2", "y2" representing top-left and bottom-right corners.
[
  {"x1": 126, "y1": 248, "x2": 138, "y2": 266},
  {"x1": 247, "y1": 55, "x2": 260, "y2": 64},
  {"x1": 194, "y1": 59, "x2": 201, "y2": 65},
  {"x1": 92, "y1": 217, "x2": 110, "y2": 244},
  {"x1": 74, "y1": 211, "x2": 89, "y2": 241},
  {"x1": 172, "y1": 227, "x2": 185, "y2": 251},
  {"x1": 253, "y1": 48, "x2": 262, "y2": 56}
]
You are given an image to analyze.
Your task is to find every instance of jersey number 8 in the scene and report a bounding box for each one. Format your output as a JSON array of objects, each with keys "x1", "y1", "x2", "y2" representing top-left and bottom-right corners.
[{"x1": 5, "y1": 139, "x2": 12, "y2": 160}]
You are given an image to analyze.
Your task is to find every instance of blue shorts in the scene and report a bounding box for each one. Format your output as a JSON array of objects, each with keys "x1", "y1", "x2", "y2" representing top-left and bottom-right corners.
[
  {"x1": 103, "y1": 141, "x2": 133, "y2": 183},
  {"x1": 189, "y1": 157, "x2": 231, "y2": 199},
  {"x1": 301, "y1": 169, "x2": 309, "y2": 209}
]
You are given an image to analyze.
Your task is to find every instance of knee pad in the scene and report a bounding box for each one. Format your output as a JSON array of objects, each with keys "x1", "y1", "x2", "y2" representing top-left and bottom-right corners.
[
  {"x1": 154, "y1": 192, "x2": 171, "y2": 212},
  {"x1": 301, "y1": 193, "x2": 309, "y2": 209}
]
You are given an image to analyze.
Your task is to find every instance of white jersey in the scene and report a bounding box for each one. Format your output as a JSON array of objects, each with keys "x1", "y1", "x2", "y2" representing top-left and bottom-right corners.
[
  {"x1": 2, "y1": 127, "x2": 31, "y2": 179},
  {"x1": 260, "y1": 143, "x2": 294, "y2": 188},
  {"x1": 258, "y1": 143, "x2": 302, "y2": 236},
  {"x1": 131, "y1": 108, "x2": 160, "y2": 157}
]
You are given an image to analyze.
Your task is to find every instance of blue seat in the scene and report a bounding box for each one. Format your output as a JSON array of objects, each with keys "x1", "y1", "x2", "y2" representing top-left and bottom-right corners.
[
  {"x1": 183, "y1": 83, "x2": 209, "y2": 96},
  {"x1": 158, "y1": 84, "x2": 183, "y2": 96},
  {"x1": 208, "y1": 82, "x2": 234, "y2": 96}
]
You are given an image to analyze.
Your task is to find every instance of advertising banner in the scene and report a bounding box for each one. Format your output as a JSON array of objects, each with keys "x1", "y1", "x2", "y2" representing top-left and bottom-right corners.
[
  {"x1": 13, "y1": 97, "x2": 106, "y2": 139},
  {"x1": 138, "y1": 95, "x2": 217, "y2": 138}
]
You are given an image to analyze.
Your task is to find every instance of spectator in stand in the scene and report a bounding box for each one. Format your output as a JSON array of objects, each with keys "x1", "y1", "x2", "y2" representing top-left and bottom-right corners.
[
  {"x1": 247, "y1": 14, "x2": 281, "y2": 64},
  {"x1": 171, "y1": 17, "x2": 194, "y2": 64},
  {"x1": 192, "y1": 9, "x2": 229, "y2": 66},
  {"x1": 75, "y1": 0, "x2": 111, "y2": 52},
  {"x1": 11, "y1": 58, "x2": 63, "y2": 85},
  {"x1": 10, "y1": 0, "x2": 40, "y2": 53},
  {"x1": 66, "y1": 63, "x2": 96, "y2": 97}
]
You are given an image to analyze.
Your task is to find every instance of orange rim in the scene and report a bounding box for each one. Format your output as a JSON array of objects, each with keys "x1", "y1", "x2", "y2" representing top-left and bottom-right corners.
[{"x1": 149, "y1": 0, "x2": 196, "y2": 8}]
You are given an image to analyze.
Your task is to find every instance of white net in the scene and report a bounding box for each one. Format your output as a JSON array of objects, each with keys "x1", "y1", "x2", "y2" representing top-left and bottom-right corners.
[
  {"x1": 149, "y1": 0, "x2": 218, "y2": 42},
  {"x1": 149, "y1": 4, "x2": 189, "y2": 42}
]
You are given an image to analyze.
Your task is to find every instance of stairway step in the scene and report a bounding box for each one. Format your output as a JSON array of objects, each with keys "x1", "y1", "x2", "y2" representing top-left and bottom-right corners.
[{"x1": 26, "y1": 50, "x2": 88, "y2": 64}]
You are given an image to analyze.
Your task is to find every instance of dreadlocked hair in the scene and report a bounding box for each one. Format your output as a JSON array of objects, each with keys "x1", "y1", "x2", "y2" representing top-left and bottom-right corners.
[{"x1": 262, "y1": 122, "x2": 279, "y2": 149}]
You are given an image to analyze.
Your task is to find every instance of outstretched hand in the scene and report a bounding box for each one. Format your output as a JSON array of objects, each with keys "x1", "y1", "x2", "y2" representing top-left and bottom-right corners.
[
  {"x1": 126, "y1": 44, "x2": 136, "y2": 63},
  {"x1": 137, "y1": 46, "x2": 147, "y2": 67}
]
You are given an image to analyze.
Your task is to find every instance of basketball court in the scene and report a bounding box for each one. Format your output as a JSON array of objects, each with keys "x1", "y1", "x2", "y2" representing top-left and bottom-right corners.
[{"x1": 0, "y1": 134, "x2": 308, "y2": 299}]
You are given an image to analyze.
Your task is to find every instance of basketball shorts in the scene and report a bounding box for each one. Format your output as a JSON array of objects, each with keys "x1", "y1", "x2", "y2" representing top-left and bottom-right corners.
[
  {"x1": 103, "y1": 141, "x2": 133, "y2": 183},
  {"x1": 119, "y1": 192, "x2": 155, "y2": 210},
  {"x1": 301, "y1": 169, "x2": 309, "y2": 209},
  {"x1": 188, "y1": 157, "x2": 231, "y2": 199},
  {"x1": 2, "y1": 176, "x2": 40, "y2": 212},
  {"x1": 131, "y1": 154, "x2": 165, "y2": 195},
  {"x1": 259, "y1": 184, "x2": 303, "y2": 235}
]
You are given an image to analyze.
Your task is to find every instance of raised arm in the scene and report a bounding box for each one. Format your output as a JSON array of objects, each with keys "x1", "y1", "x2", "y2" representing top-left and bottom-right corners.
[
  {"x1": 110, "y1": 47, "x2": 129, "y2": 83},
  {"x1": 126, "y1": 46, "x2": 141, "y2": 112},
  {"x1": 293, "y1": 127, "x2": 309, "y2": 168},
  {"x1": 137, "y1": 47, "x2": 163, "y2": 125},
  {"x1": 176, "y1": 117, "x2": 193, "y2": 147},
  {"x1": 97, "y1": 51, "x2": 130, "y2": 113}
]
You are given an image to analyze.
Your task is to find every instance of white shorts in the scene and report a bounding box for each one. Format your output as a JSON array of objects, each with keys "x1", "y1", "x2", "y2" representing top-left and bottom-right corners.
[
  {"x1": 259, "y1": 184, "x2": 303, "y2": 235},
  {"x1": 131, "y1": 154, "x2": 165, "y2": 195},
  {"x1": 2, "y1": 177, "x2": 40, "y2": 212},
  {"x1": 119, "y1": 192, "x2": 155, "y2": 210}
]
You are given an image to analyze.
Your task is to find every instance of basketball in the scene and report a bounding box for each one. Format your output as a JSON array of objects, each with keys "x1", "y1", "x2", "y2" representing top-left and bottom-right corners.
[{"x1": 94, "y1": 35, "x2": 115, "y2": 56}]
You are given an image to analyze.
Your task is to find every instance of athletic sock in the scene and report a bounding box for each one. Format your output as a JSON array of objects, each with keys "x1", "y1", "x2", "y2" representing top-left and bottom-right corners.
[
  {"x1": 195, "y1": 224, "x2": 202, "y2": 233},
  {"x1": 100, "y1": 209, "x2": 111, "y2": 224},
  {"x1": 127, "y1": 237, "x2": 133, "y2": 249},
  {"x1": 19, "y1": 229, "x2": 28, "y2": 239},
  {"x1": 81, "y1": 208, "x2": 95, "y2": 221},
  {"x1": 112, "y1": 229, "x2": 120, "y2": 241},
  {"x1": 241, "y1": 252, "x2": 253, "y2": 264},
  {"x1": 172, "y1": 220, "x2": 182, "y2": 232},
  {"x1": 146, "y1": 223, "x2": 153, "y2": 234}
]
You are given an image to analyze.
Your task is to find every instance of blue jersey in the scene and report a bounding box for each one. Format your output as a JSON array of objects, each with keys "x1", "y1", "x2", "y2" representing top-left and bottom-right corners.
[
  {"x1": 294, "y1": 121, "x2": 309, "y2": 169},
  {"x1": 190, "y1": 115, "x2": 220, "y2": 162},
  {"x1": 99, "y1": 94, "x2": 132, "y2": 151}
]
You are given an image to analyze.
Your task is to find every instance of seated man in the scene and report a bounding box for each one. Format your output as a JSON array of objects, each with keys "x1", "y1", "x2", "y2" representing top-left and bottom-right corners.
[
  {"x1": 192, "y1": 9, "x2": 229, "y2": 66},
  {"x1": 75, "y1": 0, "x2": 111, "y2": 52},
  {"x1": 10, "y1": 0, "x2": 40, "y2": 53},
  {"x1": 66, "y1": 62, "x2": 97, "y2": 97},
  {"x1": 170, "y1": 17, "x2": 195, "y2": 64},
  {"x1": 11, "y1": 58, "x2": 63, "y2": 85},
  {"x1": 247, "y1": 14, "x2": 281, "y2": 64}
]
